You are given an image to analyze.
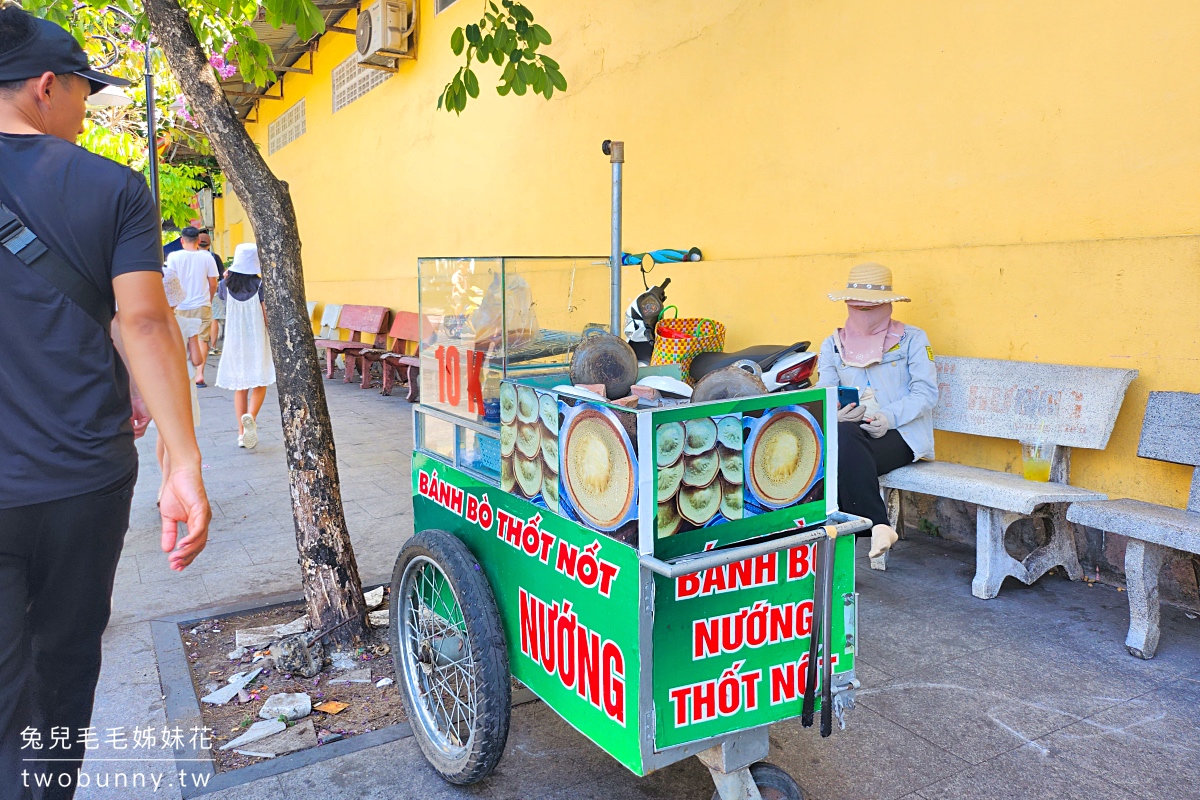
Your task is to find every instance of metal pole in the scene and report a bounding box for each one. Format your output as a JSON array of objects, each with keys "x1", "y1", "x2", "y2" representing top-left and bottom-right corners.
[
  {"x1": 144, "y1": 42, "x2": 160, "y2": 212},
  {"x1": 605, "y1": 140, "x2": 624, "y2": 336}
]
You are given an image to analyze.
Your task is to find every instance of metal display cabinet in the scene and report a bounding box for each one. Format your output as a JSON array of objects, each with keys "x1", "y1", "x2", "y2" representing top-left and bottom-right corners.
[{"x1": 391, "y1": 257, "x2": 870, "y2": 799}]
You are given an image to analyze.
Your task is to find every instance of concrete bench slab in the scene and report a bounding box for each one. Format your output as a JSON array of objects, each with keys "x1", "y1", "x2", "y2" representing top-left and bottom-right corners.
[
  {"x1": 1065, "y1": 391, "x2": 1200, "y2": 659},
  {"x1": 881, "y1": 462, "x2": 1105, "y2": 516},
  {"x1": 879, "y1": 356, "x2": 1136, "y2": 599},
  {"x1": 1068, "y1": 499, "x2": 1200, "y2": 553}
]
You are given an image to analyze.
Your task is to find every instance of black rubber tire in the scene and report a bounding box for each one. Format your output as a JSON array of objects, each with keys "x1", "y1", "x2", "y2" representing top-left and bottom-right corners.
[
  {"x1": 389, "y1": 530, "x2": 511, "y2": 785},
  {"x1": 710, "y1": 762, "x2": 805, "y2": 800}
]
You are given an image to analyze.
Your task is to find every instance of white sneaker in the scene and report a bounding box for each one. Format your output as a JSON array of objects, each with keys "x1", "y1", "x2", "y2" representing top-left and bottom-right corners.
[
  {"x1": 238, "y1": 435, "x2": 245, "y2": 448},
  {"x1": 241, "y1": 414, "x2": 258, "y2": 449}
]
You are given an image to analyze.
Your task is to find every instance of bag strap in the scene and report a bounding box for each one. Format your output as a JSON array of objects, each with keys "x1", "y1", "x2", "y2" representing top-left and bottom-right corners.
[{"x1": 0, "y1": 202, "x2": 113, "y2": 331}]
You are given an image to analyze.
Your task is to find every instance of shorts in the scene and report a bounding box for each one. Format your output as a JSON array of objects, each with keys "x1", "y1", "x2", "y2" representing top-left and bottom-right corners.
[
  {"x1": 211, "y1": 294, "x2": 226, "y2": 321},
  {"x1": 176, "y1": 305, "x2": 213, "y2": 344}
]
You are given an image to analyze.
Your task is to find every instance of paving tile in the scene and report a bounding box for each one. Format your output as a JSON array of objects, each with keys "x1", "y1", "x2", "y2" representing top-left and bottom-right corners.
[
  {"x1": 769, "y1": 705, "x2": 970, "y2": 800},
  {"x1": 857, "y1": 658, "x2": 1086, "y2": 765},
  {"x1": 914, "y1": 741, "x2": 1143, "y2": 800},
  {"x1": 1036, "y1": 676, "x2": 1200, "y2": 800}
]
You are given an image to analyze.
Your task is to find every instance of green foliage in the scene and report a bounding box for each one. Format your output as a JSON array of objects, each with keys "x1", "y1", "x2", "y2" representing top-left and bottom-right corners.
[
  {"x1": 438, "y1": 0, "x2": 566, "y2": 115},
  {"x1": 28, "y1": 0, "x2": 325, "y2": 88}
]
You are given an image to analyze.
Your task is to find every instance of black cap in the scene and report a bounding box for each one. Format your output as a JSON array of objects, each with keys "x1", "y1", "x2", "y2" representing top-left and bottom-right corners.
[{"x1": 0, "y1": 10, "x2": 131, "y2": 95}]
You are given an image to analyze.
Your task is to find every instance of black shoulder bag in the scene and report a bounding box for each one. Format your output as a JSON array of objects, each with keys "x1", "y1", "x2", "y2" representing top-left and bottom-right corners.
[{"x1": 0, "y1": 201, "x2": 114, "y2": 331}]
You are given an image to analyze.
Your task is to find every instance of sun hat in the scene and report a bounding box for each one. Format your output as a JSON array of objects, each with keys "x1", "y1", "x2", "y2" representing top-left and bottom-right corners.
[
  {"x1": 229, "y1": 243, "x2": 260, "y2": 275},
  {"x1": 827, "y1": 262, "x2": 910, "y2": 303}
]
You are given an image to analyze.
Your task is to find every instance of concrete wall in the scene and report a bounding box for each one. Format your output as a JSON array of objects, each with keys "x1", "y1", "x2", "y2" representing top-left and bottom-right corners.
[{"x1": 212, "y1": 0, "x2": 1200, "y2": 606}]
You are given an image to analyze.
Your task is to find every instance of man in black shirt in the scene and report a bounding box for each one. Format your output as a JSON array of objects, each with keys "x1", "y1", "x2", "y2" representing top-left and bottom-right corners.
[{"x1": 0, "y1": 6, "x2": 211, "y2": 797}]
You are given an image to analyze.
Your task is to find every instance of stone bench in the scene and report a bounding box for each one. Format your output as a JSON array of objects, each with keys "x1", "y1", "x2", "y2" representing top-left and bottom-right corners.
[
  {"x1": 878, "y1": 356, "x2": 1137, "y2": 599},
  {"x1": 1066, "y1": 391, "x2": 1200, "y2": 659}
]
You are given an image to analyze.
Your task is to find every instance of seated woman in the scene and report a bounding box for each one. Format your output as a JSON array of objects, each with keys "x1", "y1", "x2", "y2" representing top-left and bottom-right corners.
[{"x1": 816, "y1": 263, "x2": 938, "y2": 560}]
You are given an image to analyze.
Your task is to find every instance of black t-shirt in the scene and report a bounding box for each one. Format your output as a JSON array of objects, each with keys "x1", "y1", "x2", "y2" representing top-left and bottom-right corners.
[
  {"x1": 0, "y1": 133, "x2": 163, "y2": 509},
  {"x1": 207, "y1": 250, "x2": 225, "y2": 278}
]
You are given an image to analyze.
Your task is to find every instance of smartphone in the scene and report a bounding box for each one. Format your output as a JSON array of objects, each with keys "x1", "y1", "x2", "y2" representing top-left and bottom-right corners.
[{"x1": 837, "y1": 386, "x2": 860, "y2": 409}]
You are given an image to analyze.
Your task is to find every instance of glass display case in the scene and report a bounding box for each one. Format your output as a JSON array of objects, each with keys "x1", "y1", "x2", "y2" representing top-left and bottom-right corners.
[{"x1": 414, "y1": 256, "x2": 611, "y2": 426}]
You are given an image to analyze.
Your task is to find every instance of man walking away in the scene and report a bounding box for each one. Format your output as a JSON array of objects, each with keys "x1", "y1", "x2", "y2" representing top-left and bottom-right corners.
[
  {"x1": 166, "y1": 226, "x2": 218, "y2": 386},
  {"x1": 197, "y1": 229, "x2": 225, "y2": 354},
  {"x1": 0, "y1": 5, "x2": 211, "y2": 798}
]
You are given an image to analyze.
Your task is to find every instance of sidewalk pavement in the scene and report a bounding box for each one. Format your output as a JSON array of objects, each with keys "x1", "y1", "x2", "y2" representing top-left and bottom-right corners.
[{"x1": 80, "y1": 370, "x2": 1200, "y2": 800}]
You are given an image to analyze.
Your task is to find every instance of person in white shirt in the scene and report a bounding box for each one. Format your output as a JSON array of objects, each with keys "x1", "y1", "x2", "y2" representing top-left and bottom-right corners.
[{"x1": 165, "y1": 226, "x2": 219, "y2": 386}]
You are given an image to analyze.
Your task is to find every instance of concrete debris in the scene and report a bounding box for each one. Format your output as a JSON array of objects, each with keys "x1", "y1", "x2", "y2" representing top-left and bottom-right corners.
[
  {"x1": 259, "y1": 692, "x2": 312, "y2": 721},
  {"x1": 367, "y1": 610, "x2": 390, "y2": 627},
  {"x1": 235, "y1": 616, "x2": 308, "y2": 649},
  {"x1": 234, "y1": 719, "x2": 317, "y2": 759},
  {"x1": 329, "y1": 669, "x2": 371, "y2": 685},
  {"x1": 273, "y1": 635, "x2": 323, "y2": 678},
  {"x1": 363, "y1": 586, "x2": 384, "y2": 610},
  {"x1": 201, "y1": 668, "x2": 262, "y2": 705},
  {"x1": 227, "y1": 647, "x2": 247, "y2": 661},
  {"x1": 329, "y1": 652, "x2": 358, "y2": 672},
  {"x1": 219, "y1": 719, "x2": 285, "y2": 751}
]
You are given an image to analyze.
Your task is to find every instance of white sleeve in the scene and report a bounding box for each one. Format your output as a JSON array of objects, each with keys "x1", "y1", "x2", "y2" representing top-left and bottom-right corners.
[{"x1": 814, "y1": 335, "x2": 841, "y2": 388}]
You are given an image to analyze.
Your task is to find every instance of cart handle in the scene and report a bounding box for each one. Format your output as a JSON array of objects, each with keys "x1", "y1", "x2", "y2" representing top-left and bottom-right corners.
[{"x1": 638, "y1": 512, "x2": 872, "y2": 579}]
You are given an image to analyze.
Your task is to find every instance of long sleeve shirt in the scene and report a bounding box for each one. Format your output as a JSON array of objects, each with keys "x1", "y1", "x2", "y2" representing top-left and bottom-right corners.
[{"x1": 815, "y1": 324, "x2": 938, "y2": 461}]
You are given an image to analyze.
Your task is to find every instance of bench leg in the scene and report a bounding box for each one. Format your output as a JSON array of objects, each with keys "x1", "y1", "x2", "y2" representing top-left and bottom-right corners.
[
  {"x1": 324, "y1": 348, "x2": 335, "y2": 380},
  {"x1": 1022, "y1": 506, "x2": 1084, "y2": 584},
  {"x1": 405, "y1": 366, "x2": 420, "y2": 403},
  {"x1": 342, "y1": 354, "x2": 355, "y2": 384},
  {"x1": 972, "y1": 507, "x2": 1027, "y2": 599},
  {"x1": 381, "y1": 361, "x2": 394, "y2": 396},
  {"x1": 1124, "y1": 539, "x2": 1166, "y2": 659},
  {"x1": 360, "y1": 357, "x2": 372, "y2": 389}
]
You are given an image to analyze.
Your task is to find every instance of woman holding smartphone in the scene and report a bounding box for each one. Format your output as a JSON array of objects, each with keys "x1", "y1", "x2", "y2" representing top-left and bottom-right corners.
[{"x1": 815, "y1": 263, "x2": 938, "y2": 561}]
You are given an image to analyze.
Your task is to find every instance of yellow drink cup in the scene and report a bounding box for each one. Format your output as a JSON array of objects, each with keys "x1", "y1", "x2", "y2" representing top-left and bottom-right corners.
[{"x1": 1021, "y1": 441, "x2": 1054, "y2": 482}]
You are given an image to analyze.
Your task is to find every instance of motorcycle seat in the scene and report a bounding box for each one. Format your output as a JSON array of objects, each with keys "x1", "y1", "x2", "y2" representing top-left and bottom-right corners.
[{"x1": 689, "y1": 341, "x2": 811, "y2": 379}]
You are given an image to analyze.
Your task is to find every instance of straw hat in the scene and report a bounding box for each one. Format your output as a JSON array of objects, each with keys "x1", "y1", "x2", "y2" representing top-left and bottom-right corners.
[{"x1": 827, "y1": 262, "x2": 910, "y2": 303}]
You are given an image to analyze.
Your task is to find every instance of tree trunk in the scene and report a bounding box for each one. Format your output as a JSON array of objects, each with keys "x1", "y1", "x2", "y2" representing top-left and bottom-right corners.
[{"x1": 144, "y1": 0, "x2": 366, "y2": 643}]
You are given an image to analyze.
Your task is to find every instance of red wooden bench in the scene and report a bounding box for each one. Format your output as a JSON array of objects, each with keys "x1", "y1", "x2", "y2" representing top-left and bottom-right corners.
[
  {"x1": 362, "y1": 311, "x2": 423, "y2": 402},
  {"x1": 313, "y1": 304, "x2": 389, "y2": 388}
]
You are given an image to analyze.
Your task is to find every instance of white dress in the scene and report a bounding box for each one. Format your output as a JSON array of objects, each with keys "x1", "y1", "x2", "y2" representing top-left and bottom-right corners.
[{"x1": 216, "y1": 288, "x2": 276, "y2": 390}]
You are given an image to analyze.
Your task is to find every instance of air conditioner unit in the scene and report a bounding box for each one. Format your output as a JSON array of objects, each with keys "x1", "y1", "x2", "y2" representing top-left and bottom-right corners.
[{"x1": 357, "y1": 0, "x2": 414, "y2": 69}]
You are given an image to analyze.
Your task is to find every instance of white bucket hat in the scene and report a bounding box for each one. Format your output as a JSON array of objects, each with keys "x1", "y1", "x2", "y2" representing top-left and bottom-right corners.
[{"x1": 229, "y1": 243, "x2": 260, "y2": 275}]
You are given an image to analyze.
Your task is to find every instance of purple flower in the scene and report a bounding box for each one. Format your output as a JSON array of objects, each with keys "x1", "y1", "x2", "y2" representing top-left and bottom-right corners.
[
  {"x1": 118, "y1": 23, "x2": 131, "y2": 35},
  {"x1": 129, "y1": 40, "x2": 145, "y2": 53}
]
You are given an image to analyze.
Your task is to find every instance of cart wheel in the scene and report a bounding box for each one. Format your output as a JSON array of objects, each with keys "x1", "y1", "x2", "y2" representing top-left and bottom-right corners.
[
  {"x1": 710, "y1": 763, "x2": 805, "y2": 800},
  {"x1": 389, "y1": 530, "x2": 511, "y2": 784}
]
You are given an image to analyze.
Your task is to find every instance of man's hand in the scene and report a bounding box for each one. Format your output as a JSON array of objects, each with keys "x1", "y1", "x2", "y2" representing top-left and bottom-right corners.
[
  {"x1": 837, "y1": 401, "x2": 866, "y2": 423},
  {"x1": 860, "y1": 413, "x2": 890, "y2": 439},
  {"x1": 131, "y1": 394, "x2": 151, "y2": 439},
  {"x1": 160, "y1": 466, "x2": 211, "y2": 571}
]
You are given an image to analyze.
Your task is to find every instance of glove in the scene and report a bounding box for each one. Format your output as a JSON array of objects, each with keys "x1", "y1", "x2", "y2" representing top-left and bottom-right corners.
[
  {"x1": 860, "y1": 413, "x2": 890, "y2": 438},
  {"x1": 837, "y1": 402, "x2": 866, "y2": 423}
]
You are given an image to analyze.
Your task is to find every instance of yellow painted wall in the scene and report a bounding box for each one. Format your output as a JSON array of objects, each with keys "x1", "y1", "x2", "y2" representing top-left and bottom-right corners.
[{"x1": 214, "y1": 0, "x2": 1200, "y2": 506}]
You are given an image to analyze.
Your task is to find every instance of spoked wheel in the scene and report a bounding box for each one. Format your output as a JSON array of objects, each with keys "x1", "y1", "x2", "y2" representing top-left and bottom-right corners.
[
  {"x1": 389, "y1": 530, "x2": 511, "y2": 784},
  {"x1": 710, "y1": 762, "x2": 805, "y2": 800}
]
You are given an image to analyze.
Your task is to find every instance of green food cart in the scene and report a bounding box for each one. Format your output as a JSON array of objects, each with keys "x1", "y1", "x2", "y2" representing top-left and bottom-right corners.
[{"x1": 388, "y1": 146, "x2": 870, "y2": 800}]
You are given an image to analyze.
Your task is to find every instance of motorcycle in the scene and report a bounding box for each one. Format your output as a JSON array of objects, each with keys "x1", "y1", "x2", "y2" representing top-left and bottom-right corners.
[
  {"x1": 624, "y1": 267, "x2": 817, "y2": 394},
  {"x1": 689, "y1": 342, "x2": 817, "y2": 392}
]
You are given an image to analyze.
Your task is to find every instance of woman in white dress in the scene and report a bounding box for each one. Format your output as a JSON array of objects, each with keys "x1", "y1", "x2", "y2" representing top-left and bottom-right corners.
[{"x1": 215, "y1": 244, "x2": 276, "y2": 449}]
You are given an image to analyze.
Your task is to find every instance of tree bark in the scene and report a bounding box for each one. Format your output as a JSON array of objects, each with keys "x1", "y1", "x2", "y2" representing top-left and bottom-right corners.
[{"x1": 144, "y1": 0, "x2": 366, "y2": 642}]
